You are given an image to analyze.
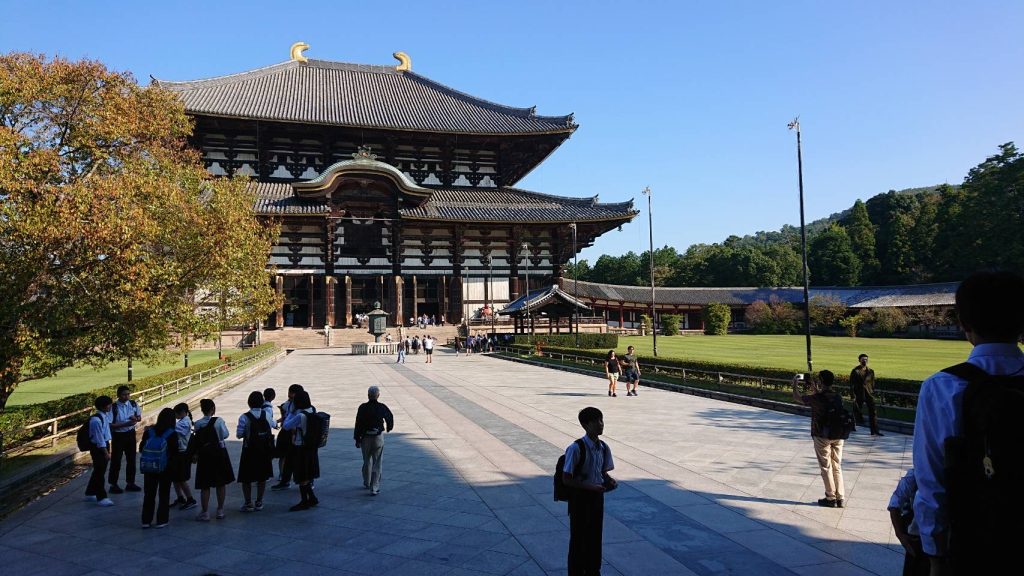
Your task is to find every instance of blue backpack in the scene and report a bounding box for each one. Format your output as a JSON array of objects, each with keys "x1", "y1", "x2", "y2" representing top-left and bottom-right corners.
[{"x1": 139, "y1": 428, "x2": 175, "y2": 474}]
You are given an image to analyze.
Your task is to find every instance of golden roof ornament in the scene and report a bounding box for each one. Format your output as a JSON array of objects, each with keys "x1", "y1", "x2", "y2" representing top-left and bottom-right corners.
[
  {"x1": 393, "y1": 51, "x2": 411, "y2": 72},
  {"x1": 290, "y1": 42, "x2": 310, "y2": 63}
]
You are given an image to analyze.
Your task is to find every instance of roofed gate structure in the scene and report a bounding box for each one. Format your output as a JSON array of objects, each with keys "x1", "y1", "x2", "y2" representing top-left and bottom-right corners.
[{"x1": 155, "y1": 44, "x2": 637, "y2": 328}]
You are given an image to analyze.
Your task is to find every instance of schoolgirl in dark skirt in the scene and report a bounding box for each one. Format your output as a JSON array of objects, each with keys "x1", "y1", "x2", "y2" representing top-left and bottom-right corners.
[
  {"x1": 172, "y1": 403, "x2": 197, "y2": 510},
  {"x1": 271, "y1": 384, "x2": 303, "y2": 491},
  {"x1": 236, "y1": 391, "x2": 275, "y2": 512},
  {"x1": 193, "y1": 398, "x2": 234, "y2": 521},
  {"x1": 282, "y1": 390, "x2": 319, "y2": 511},
  {"x1": 139, "y1": 408, "x2": 178, "y2": 528}
]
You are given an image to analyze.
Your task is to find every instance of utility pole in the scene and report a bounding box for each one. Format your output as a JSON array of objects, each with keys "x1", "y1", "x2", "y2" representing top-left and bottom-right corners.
[
  {"x1": 642, "y1": 187, "x2": 658, "y2": 357},
  {"x1": 522, "y1": 242, "x2": 532, "y2": 341},
  {"x1": 789, "y1": 117, "x2": 813, "y2": 374},
  {"x1": 569, "y1": 222, "x2": 579, "y2": 348}
]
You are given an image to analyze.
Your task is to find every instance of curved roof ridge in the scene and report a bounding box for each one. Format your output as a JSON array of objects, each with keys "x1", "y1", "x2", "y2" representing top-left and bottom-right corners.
[
  {"x1": 153, "y1": 60, "x2": 297, "y2": 89},
  {"x1": 501, "y1": 186, "x2": 632, "y2": 208},
  {"x1": 403, "y1": 71, "x2": 575, "y2": 125}
]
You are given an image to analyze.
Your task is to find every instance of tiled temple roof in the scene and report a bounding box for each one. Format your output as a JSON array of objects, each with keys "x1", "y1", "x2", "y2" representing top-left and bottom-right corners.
[
  {"x1": 499, "y1": 286, "x2": 591, "y2": 315},
  {"x1": 250, "y1": 182, "x2": 637, "y2": 224},
  {"x1": 566, "y1": 280, "x2": 959, "y2": 309},
  {"x1": 154, "y1": 59, "x2": 576, "y2": 136}
]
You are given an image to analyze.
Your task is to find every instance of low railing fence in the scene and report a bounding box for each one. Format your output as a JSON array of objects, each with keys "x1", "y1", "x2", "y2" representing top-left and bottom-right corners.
[{"x1": 7, "y1": 346, "x2": 280, "y2": 458}]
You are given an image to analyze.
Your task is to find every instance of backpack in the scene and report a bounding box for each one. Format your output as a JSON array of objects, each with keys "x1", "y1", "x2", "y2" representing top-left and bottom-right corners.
[
  {"x1": 245, "y1": 412, "x2": 274, "y2": 451},
  {"x1": 941, "y1": 362, "x2": 1024, "y2": 569},
  {"x1": 139, "y1": 428, "x2": 175, "y2": 474},
  {"x1": 554, "y1": 439, "x2": 589, "y2": 502},
  {"x1": 822, "y1": 392, "x2": 856, "y2": 440},
  {"x1": 76, "y1": 414, "x2": 102, "y2": 452},
  {"x1": 110, "y1": 400, "x2": 139, "y2": 425},
  {"x1": 302, "y1": 410, "x2": 330, "y2": 448},
  {"x1": 187, "y1": 417, "x2": 222, "y2": 461}
]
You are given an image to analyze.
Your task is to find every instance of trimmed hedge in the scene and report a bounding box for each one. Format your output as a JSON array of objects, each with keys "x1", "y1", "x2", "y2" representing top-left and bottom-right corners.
[
  {"x1": 505, "y1": 344, "x2": 922, "y2": 407},
  {"x1": 0, "y1": 343, "x2": 279, "y2": 450},
  {"x1": 509, "y1": 333, "x2": 618, "y2": 349}
]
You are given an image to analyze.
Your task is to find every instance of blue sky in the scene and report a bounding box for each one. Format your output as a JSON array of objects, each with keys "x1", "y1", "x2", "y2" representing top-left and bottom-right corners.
[{"x1": 4, "y1": 0, "x2": 1022, "y2": 261}]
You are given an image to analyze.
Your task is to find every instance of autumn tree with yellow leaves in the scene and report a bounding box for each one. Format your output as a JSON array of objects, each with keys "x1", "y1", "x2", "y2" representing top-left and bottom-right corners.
[{"x1": 0, "y1": 53, "x2": 278, "y2": 409}]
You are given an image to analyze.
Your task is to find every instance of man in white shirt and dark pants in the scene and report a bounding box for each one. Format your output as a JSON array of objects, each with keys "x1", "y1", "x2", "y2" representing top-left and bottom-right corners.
[
  {"x1": 85, "y1": 395, "x2": 115, "y2": 506},
  {"x1": 108, "y1": 385, "x2": 142, "y2": 493}
]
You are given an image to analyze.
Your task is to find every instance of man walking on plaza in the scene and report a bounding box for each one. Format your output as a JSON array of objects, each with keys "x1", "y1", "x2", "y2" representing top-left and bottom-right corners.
[
  {"x1": 85, "y1": 395, "x2": 115, "y2": 506},
  {"x1": 563, "y1": 406, "x2": 616, "y2": 576},
  {"x1": 912, "y1": 270, "x2": 1024, "y2": 575},
  {"x1": 108, "y1": 385, "x2": 142, "y2": 493},
  {"x1": 354, "y1": 386, "x2": 394, "y2": 496},
  {"x1": 423, "y1": 334, "x2": 434, "y2": 363},
  {"x1": 850, "y1": 353, "x2": 882, "y2": 436},
  {"x1": 792, "y1": 370, "x2": 847, "y2": 508},
  {"x1": 621, "y1": 345, "x2": 641, "y2": 396}
]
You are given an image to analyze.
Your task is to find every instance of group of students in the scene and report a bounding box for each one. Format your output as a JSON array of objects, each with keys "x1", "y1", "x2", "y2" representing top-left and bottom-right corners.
[
  {"x1": 84, "y1": 383, "x2": 323, "y2": 528},
  {"x1": 396, "y1": 334, "x2": 435, "y2": 363}
]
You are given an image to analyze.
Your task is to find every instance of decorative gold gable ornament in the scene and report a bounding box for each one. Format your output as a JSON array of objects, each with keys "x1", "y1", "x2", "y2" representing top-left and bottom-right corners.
[
  {"x1": 290, "y1": 42, "x2": 310, "y2": 63},
  {"x1": 393, "y1": 51, "x2": 411, "y2": 72}
]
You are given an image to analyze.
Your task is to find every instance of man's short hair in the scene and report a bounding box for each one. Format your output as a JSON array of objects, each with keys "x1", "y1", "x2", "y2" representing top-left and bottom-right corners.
[
  {"x1": 578, "y1": 406, "x2": 603, "y2": 426},
  {"x1": 819, "y1": 370, "x2": 835, "y2": 388},
  {"x1": 956, "y1": 270, "x2": 1024, "y2": 341},
  {"x1": 116, "y1": 385, "x2": 130, "y2": 395},
  {"x1": 858, "y1": 354, "x2": 868, "y2": 361},
  {"x1": 95, "y1": 395, "x2": 113, "y2": 410},
  {"x1": 368, "y1": 386, "x2": 380, "y2": 399}
]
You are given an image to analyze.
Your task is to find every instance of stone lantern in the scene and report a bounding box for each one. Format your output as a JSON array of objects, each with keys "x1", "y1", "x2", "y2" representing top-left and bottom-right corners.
[{"x1": 366, "y1": 301, "x2": 388, "y2": 343}]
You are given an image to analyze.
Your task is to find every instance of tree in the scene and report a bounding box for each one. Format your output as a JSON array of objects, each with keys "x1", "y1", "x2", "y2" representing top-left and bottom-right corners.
[
  {"x1": 956, "y1": 143, "x2": 1024, "y2": 274},
  {"x1": 839, "y1": 311, "x2": 868, "y2": 337},
  {"x1": 809, "y1": 295, "x2": 845, "y2": 332},
  {"x1": 702, "y1": 303, "x2": 731, "y2": 335},
  {"x1": 808, "y1": 224, "x2": 861, "y2": 286},
  {"x1": 660, "y1": 314, "x2": 681, "y2": 336},
  {"x1": 564, "y1": 259, "x2": 591, "y2": 281},
  {"x1": 744, "y1": 300, "x2": 774, "y2": 333},
  {"x1": 0, "y1": 53, "x2": 278, "y2": 409},
  {"x1": 844, "y1": 200, "x2": 879, "y2": 283}
]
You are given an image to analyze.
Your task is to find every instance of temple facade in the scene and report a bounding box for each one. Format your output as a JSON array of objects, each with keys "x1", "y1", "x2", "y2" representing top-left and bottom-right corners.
[{"x1": 156, "y1": 45, "x2": 637, "y2": 328}]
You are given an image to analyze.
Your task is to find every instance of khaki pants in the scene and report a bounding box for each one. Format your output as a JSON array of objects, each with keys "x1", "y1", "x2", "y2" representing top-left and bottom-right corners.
[
  {"x1": 812, "y1": 436, "x2": 845, "y2": 500},
  {"x1": 361, "y1": 434, "x2": 384, "y2": 492}
]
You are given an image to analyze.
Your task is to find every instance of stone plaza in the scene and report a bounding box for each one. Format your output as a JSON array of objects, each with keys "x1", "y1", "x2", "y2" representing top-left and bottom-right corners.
[{"x1": 0, "y1": 349, "x2": 908, "y2": 575}]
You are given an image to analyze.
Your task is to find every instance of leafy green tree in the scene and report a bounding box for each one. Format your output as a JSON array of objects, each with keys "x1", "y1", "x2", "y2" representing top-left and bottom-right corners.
[
  {"x1": 660, "y1": 314, "x2": 681, "y2": 336},
  {"x1": 0, "y1": 53, "x2": 278, "y2": 409},
  {"x1": 839, "y1": 311, "x2": 868, "y2": 337},
  {"x1": 702, "y1": 303, "x2": 731, "y2": 335},
  {"x1": 844, "y1": 200, "x2": 879, "y2": 283},
  {"x1": 589, "y1": 252, "x2": 642, "y2": 286},
  {"x1": 744, "y1": 300, "x2": 774, "y2": 333},
  {"x1": 956, "y1": 143, "x2": 1024, "y2": 273},
  {"x1": 809, "y1": 295, "x2": 846, "y2": 332},
  {"x1": 564, "y1": 259, "x2": 591, "y2": 281},
  {"x1": 808, "y1": 224, "x2": 861, "y2": 286},
  {"x1": 869, "y1": 191, "x2": 919, "y2": 284},
  {"x1": 868, "y1": 307, "x2": 909, "y2": 336}
]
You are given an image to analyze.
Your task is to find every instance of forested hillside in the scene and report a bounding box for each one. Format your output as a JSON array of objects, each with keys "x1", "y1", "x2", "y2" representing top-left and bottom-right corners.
[{"x1": 568, "y1": 143, "x2": 1023, "y2": 287}]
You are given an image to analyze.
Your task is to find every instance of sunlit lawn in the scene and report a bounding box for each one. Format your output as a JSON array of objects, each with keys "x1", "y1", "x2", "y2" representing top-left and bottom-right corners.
[
  {"x1": 8, "y1": 350, "x2": 222, "y2": 407},
  {"x1": 610, "y1": 334, "x2": 982, "y2": 382}
]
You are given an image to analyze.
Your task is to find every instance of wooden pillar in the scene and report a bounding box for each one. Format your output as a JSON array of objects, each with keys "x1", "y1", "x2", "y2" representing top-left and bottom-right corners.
[
  {"x1": 344, "y1": 275, "x2": 352, "y2": 327},
  {"x1": 275, "y1": 275, "x2": 284, "y2": 329},
  {"x1": 618, "y1": 303, "x2": 624, "y2": 328},
  {"x1": 439, "y1": 275, "x2": 447, "y2": 323},
  {"x1": 451, "y1": 275, "x2": 463, "y2": 324},
  {"x1": 307, "y1": 274, "x2": 315, "y2": 328},
  {"x1": 325, "y1": 276, "x2": 335, "y2": 327},
  {"x1": 412, "y1": 275, "x2": 419, "y2": 322},
  {"x1": 392, "y1": 275, "x2": 403, "y2": 327},
  {"x1": 510, "y1": 277, "x2": 520, "y2": 302}
]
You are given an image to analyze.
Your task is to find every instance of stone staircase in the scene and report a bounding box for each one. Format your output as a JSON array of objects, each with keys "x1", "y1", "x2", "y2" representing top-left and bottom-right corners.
[{"x1": 259, "y1": 325, "x2": 463, "y2": 350}]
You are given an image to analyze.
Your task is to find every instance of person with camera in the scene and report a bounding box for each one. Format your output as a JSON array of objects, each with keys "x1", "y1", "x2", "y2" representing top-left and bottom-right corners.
[{"x1": 792, "y1": 370, "x2": 847, "y2": 508}]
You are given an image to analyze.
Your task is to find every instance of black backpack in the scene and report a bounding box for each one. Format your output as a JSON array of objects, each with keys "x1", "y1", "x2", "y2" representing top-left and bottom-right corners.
[
  {"x1": 941, "y1": 363, "x2": 1024, "y2": 571},
  {"x1": 302, "y1": 410, "x2": 330, "y2": 448},
  {"x1": 187, "y1": 417, "x2": 222, "y2": 460},
  {"x1": 822, "y1": 392, "x2": 856, "y2": 440},
  {"x1": 554, "y1": 439, "x2": 591, "y2": 502},
  {"x1": 245, "y1": 412, "x2": 274, "y2": 451},
  {"x1": 76, "y1": 414, "x2": 102, "y2": 452}
]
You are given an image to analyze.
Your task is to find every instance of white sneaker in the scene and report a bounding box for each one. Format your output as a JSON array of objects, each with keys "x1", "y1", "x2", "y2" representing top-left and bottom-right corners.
[
  {"x1": 97, "y1": 498, "x2": 114, "y2": 507},
  {"x1": 83, "y1": 495, "x2": 97, "y2": 502}
]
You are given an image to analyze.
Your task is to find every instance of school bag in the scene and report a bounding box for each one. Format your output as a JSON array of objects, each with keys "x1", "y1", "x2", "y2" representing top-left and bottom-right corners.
[
  {"x1": 139, "y1": 428, "x2": 175, "y2": 474},
  {"x1": 554, "y1": 439, "x2": 589, "y2": 502},
  {"x1": 245, "y1": 412, "x2": 274, "y2": 451},
  {"x1": 822, "y1": 392, "x2": 856, "y2": 440},
  {"x1": 941, "y1": 363, "x2": 1024, "y2": 570},
  {"x1": 303, "y1": 410, "x2": 331, "y2": 448},
  {"x1": 187, "y1": 417, "x2": 222, "y2": 461},
  {"x1": 76, "y1": 414, "x2": 102, "y2": 452}
]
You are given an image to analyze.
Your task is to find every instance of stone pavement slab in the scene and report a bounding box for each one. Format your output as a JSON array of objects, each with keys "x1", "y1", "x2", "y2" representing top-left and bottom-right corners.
[{"x1": 0, "y1": 349, "x2": 909, "y2": 575}]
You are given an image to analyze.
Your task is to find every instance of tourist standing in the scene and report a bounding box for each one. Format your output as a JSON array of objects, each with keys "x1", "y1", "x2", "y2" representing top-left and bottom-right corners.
[
  {"x1": 108, "y1": 385, "x2": 142, "y2": 493},
  {"x1": 139, "y1": 408, "x2": 177, "y2": 528},
  {"x1": 84, "y1": 395, "x2": 114, "y2": 507},
  {"x1": 424, "y1": 334, "x2": 434, "y2": 363},
  {"x1": 605, "y1": 350, "x2": 621, "y2": 397},
  {"x1": 397, "y1": 340, "x2": 406, "y2": 363},
  {"x1": 354, "y1": 386, "x2": 395, "y2": 496},
  {"x1": 792, "y1": 371, "x2": 847, "y2": 508},
  {"x1": 621, "y1": 345, "x2": 641, "y2": 396},
  {"x1": 283, "y1": 391, "x2": 320, "y2": 511},
  {"x1": 562, "y1": 407, "x2": 616, "y2": 576},
  {"x1": 172, "y1": 403, "x2": 197, "y2": 510},
  {"x1": 236, "y1": 391, "x2": 275, "y2": 512},
  {"x1": 193, "y1": 399, "x2": 234, "y2": 521},
  {"x1": 271, "y1": 384, "x2": 303, "y2": 491},
  {"x1": 412, "y1": 335, "x2": 420, "y2": 354},
  {"x1": 850, "y1": 354, "x2": 882, "y2": 436}
]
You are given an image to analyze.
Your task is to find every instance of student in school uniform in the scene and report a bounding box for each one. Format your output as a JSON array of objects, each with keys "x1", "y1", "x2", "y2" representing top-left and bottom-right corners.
[
  {"x1": 282, "y1": 390, "x2": 320, "y2": 511},
  {"x1": 84, "y1": 395, "x2": 115, "y2": 507},
  {"x1": 236, "y1": 391, "x2": 275, "y2": 512},
  {"x1": 139, "y1": 408, "x2": 178, "y2": 528},
  {"x1": 262, "y1": 388, "x2": 278, "y2": 428},
  {"x1": 108, "y1": 385, "x2": 142, "y2": 493},
  {"x1": 271, "y1": 384, "x2": 303, "y2": 490},
  {"x1": 193, "y1": 399, "x2": 234, "y2": 521},
  {"x1": 172, "y1": 403, "x2": 197, "y2": 510}
]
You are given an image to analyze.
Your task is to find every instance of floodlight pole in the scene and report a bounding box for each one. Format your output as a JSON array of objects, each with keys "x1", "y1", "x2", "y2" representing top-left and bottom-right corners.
[
  {"x1": 489, "y1": 257, "x2": 495, "y2": 337},
  {"x1": 789, "y1": 117, "x2": 813, "y2": 374},
  {"x1": 522, "y1": 242, "x2": 532, "y2": 341},
  {"x1": 569, "y1": 222, "x2": 579, "y2": 347},
  {"x1": 642, "y1": 187, "x2": 658, "y2": 357}
]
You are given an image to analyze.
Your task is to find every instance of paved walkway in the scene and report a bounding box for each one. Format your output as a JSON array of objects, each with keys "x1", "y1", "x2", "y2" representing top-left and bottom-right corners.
[{"x1": 0, "y1": 350, "x2": 909, "y2": 575}]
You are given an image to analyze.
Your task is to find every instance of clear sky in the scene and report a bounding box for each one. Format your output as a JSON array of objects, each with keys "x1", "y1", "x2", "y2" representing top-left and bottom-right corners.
[{"x1": 4, "y1": 0, "x2": 1022, "y2": 262}]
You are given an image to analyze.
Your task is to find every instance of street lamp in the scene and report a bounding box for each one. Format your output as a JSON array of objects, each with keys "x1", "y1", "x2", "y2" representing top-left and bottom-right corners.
[
  {"x1": 522, "y1": 241, "x2": 532, "y2": 339},
  {"x1": 789, "y1": 117, "x2": 813, "y2": 373},
  {"x1": 642, "y1": 187, "x2": 658, "y2": 357},
  {"x1": 569, "y1": 222, "x2": 579, "y2": 347},
  {"x1": 488, "y1": 256, "x2": 495, "y2": 338}
]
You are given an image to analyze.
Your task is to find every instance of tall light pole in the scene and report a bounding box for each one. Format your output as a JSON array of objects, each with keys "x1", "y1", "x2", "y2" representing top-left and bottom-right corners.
[
  {"x1": 789, "y1": 117, "x2": 813, "y2": 374},
  {"x1": 522, "y1": 241, "x2": 532, "y2": 339},
  {"x1": 488, "y1": 256, "x2": 495, "y2": 337},
  {"x1": 642, "y1": 187, "x2": 658, "y2": 357},
  {"x1": 569, "y1": 223, "x2": 579, "y2": 347}
]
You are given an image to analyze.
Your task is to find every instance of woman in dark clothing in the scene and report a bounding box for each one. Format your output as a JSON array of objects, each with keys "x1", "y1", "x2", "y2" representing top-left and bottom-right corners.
[
  {"x1": 605, "y1": 350, "x2": 621, "y2": 397},
  {"x1": 193, "y1": 398, "x2": 235, "y2": 521},
  {"x1": 236, "y1": 391, "x2": 275, "y2": 512},
  {"x1": 283, "y1": 391, "x2": 320, "y2": 511},
  {"x1": 140, "y1": 408, "x2": 178, "y2": 528}
]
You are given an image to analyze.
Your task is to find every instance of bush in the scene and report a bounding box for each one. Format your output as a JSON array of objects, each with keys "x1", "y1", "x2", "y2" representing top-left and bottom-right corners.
[
  {"x1": 839, "y1": 311, "x2": 869, "y2": 337},
  {"x1": 660, "y1": 314, "x2": 682, "y2": 336},
  {"x1": 703, "y1": 304, "x2": 731, "y2": 335},
  {"x1": 639, "y1": 314, "x2": 652, "y2": 335},
  {"x1": 869, "y1": 308, "x2": 909, "y2": 336},
  {"x1": 510, "y1": 333, "x2": 618, "y2": 349},
  {"x1": 744, "y1": 300, "x2": 774, "y2": 334},
  {"x1": 809, "y1": 295, "x2": 845, "y2": 332}
]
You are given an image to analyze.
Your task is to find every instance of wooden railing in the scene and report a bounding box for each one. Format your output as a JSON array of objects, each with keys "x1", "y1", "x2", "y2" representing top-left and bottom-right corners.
[{"x1": 6, "y1": 346, "x2": 281, "y2": 458}]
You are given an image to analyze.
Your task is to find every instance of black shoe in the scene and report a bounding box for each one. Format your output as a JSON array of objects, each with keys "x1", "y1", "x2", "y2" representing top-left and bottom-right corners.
[
  {"x1": 125, "y1": 484, "x2": 142, "y2": 493},
  {"x1": 289, "y1": 501, "x2": 311, "y2": 512},
  {"x1": 270, "y1": 482, "x2": 291, "y2": 491},
  {"x1": 872, "y1": 431, "x2": 885, "y2": 437},
  {"x1": 817, "y1": 498, "x2": 837, "y2": 508},
  {"x1": 109, "y1": 484, "x2": 124, "y2": 494},
  {"x1": 836, "y1": 499, "x2": 845, "y2": 508}
]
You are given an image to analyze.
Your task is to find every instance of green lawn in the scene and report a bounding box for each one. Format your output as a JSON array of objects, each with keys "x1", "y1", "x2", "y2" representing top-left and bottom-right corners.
[
  {"x1": 7, "y1": 350, "x2": 222, "y2": 407},
  {"x1": 611, "y1": 334, "x2": 983, "y2": 382}
]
